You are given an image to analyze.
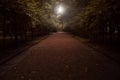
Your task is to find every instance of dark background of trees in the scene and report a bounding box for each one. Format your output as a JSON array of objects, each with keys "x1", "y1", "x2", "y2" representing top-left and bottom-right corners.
[
  {"x1": 64, "y1": 0, "x2": 120, "y2": 44},
  {"x1": 0, "y1": 0, "x2": 57, "y2": 52},
  {"x1": 0, "y1": 0, "x2": 120, "y2": 52}
]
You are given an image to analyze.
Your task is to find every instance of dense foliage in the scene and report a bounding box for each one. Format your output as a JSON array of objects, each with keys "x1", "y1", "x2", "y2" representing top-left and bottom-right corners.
[
  {"x1": 0, "y1": 0, "x2": 59, "y2": 50},
  {"x1": 0, "y1": 0, "x2": 120, "y2": 50},
  {"x1": 65, "y1": 0, "x2": 120, "y2": 43}
]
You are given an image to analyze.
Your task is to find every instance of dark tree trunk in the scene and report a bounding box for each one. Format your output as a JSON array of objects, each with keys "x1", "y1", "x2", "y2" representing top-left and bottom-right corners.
[
  {"x1": 12, "y1": 13, "x2": 19, "y2": 48},
  {"x1": 2, "y1": 14, "x2": 6, "y2": 50}
]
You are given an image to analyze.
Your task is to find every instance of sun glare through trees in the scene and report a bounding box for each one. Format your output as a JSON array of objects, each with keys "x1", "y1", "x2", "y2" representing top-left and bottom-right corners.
[{"x1": 55, "y1": 5, "x2": 65, "y2": 17}]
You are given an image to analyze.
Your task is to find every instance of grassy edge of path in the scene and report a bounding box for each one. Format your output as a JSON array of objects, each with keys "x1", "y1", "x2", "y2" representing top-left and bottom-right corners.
[{"x1": 0, "y1": 35, "x2": 49, "y2": 65}]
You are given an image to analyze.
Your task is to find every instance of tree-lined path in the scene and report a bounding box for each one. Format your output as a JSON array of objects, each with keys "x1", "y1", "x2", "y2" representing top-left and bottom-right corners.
[{"x1": 0, "y1": 32, "x2": 120, "y2": 80}]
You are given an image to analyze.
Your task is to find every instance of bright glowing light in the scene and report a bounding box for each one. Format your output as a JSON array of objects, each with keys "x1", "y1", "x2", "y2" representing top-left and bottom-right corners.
[
  {"x1": 55, "y1": 5, "x2": 65, "y2": 15},
  {"x1": 57, "y1": 6, "x2": 64, "y2": 14}
]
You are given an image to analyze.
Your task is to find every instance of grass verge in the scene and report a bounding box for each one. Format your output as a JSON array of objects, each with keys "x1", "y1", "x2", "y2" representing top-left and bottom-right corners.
[{"x1": 0, "y1": 35, "x2": 49, "y2": 65}]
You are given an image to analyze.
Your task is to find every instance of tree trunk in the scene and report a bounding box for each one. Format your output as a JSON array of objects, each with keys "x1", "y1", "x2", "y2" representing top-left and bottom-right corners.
[{"x1": 13, "y1": 14, "x2": 18, "y2": 48}]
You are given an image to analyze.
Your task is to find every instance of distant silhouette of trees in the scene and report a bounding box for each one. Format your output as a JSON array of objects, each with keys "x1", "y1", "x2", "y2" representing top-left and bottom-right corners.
[
  {"x1": 0, "y1": 0, "x2": 57, "y2": 50},
  {"x1": 65, "y1": 0, "x2": 120, "y2": 43}
]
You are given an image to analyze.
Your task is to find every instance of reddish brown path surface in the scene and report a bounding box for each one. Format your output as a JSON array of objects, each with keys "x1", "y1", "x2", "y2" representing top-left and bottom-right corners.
[{"x1": 0, "y1": 32, "x2": 120, "y2": 80}]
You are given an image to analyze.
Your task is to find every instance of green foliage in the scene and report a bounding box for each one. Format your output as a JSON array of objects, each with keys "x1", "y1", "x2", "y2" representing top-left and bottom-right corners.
[
  {"x1": 0, "y1": 0, "x2": 59, "y2": 49},
  {"x1": 65, "y1": 0, "x2": 120, "y2": 42}
]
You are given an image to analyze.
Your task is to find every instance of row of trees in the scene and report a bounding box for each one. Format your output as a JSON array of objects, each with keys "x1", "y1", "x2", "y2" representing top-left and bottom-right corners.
[
  {"x1": 0, "y1": 0, "x2": 58, "y2": 50},
  {"x1": 64, "y1": 0, "x2": 120, "y2": 43}
]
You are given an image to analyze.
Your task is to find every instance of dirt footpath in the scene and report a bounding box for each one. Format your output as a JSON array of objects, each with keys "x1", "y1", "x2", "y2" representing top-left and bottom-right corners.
[{"x1": 0, "y1": 32, "x2": 120, "y2": 80}]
